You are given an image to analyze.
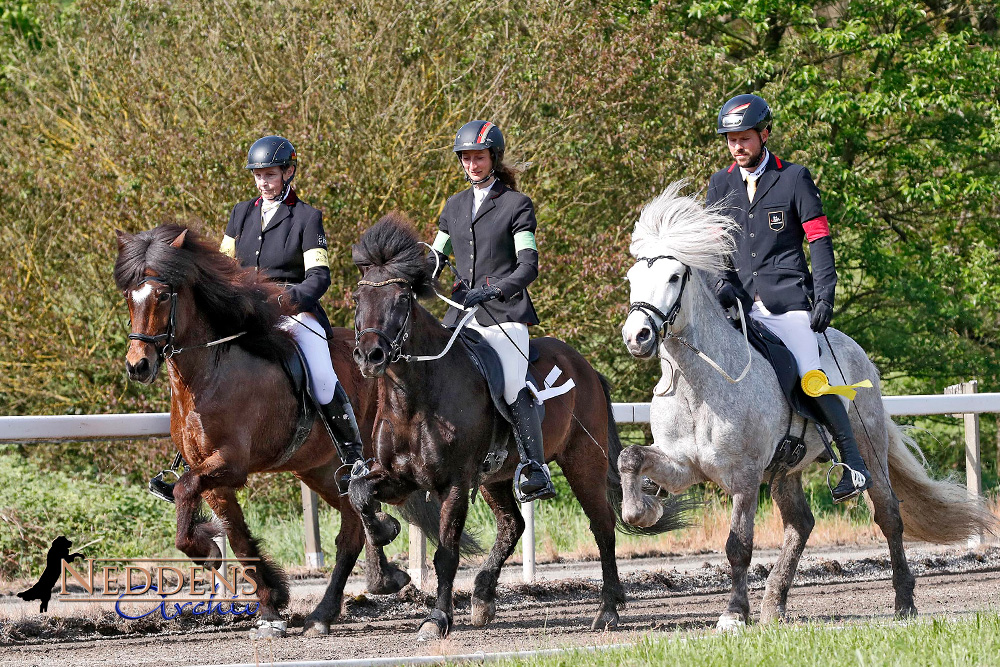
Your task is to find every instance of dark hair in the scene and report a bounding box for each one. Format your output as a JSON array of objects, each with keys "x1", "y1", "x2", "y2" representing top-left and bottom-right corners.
[
  {"x1": 494, "y1": 160, "x2": 518, "y2": 191},
  {"x1": 352, "y1": 213, "x2": 436, "y2": 300},
  {"x1": 114, "y1": 224, "x2": 293, "y2": 361}
]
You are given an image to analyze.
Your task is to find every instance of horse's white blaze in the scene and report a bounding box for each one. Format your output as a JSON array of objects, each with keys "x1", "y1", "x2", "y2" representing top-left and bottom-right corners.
[
  {"x1": 131, "y1": 282, "x2": 154, "y2": 305},
  {"x1": 622, "y1": 258, "x2": 687, "y2": 352}
]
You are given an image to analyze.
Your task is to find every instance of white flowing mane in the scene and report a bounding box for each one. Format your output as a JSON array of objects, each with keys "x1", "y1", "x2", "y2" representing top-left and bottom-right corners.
[{"x1": 629, "y1": 180, "x2": 738, "y2": 273}]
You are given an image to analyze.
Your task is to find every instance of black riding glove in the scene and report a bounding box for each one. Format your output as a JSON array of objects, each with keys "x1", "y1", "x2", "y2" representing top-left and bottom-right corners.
[
  {"x1": 464, "y1": 284, "x2": 502, "y2": 308},
  {"x1": 427, "y1": 249, "x2": 448, "y2": 280},
  {"x1": 715, "y1": 280, "x2": 741, "y2": 310},
  {"x1": 810, "y1": 299, "x2": 833, "y2": 333}
]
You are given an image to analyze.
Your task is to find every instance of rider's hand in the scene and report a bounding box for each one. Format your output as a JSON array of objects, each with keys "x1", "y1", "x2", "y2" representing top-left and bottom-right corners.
[
  {"x1": 810, "y1": 299, "x2": 833, "y2": 333},
  {"x1": 464, "y1": 284, "x2": 502, "y2": 308},
  {"x1": 715, "y1": 280, "x2": 740, "y2": 310},
  {"x1": 426, "y1": 249, "x2": 448, "y2": 280}
]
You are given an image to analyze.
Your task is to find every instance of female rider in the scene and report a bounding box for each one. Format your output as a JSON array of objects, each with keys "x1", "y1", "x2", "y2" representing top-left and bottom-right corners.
[
  {"x1": 428, "y1": 121, "x2": 555, "y2": 502},
  {"x1": 149, "y1": 135, "x2": 364, "y2": 501}
]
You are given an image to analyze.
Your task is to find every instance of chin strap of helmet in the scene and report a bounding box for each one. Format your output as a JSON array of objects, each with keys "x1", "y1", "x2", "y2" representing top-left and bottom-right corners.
[{"x1": 465, "y1": 169, "x2": 495, "y2": 186}]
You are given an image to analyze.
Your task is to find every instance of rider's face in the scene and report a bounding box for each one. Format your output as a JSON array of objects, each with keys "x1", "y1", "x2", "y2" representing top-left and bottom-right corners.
[
  {"x1": 726, "y1": 129, "x2": 769, "y2": 169},
  {"x1": 252, "y1": 165, "x2": 293, "y2": 200},
  {"x1": 459, "y1": 149, "x2": 493, "y2": 185}
]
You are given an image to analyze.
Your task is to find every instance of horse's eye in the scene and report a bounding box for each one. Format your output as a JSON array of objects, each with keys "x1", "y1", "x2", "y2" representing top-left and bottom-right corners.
[
  {"x1": 669, "y1": 274, "x2": 680, "y2": 283},
  {"x1": 157, "y1": 292, "x2": 170, "y2": 302}
]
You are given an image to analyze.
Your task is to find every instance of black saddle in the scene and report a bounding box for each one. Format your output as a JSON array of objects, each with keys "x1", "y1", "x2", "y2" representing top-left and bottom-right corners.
[
  {"x1": 274, "y1": 343, "x2": 319, "y2": 467},
  {"x1": 745, "y1": 317, "x2": 823, "y2": 424}
]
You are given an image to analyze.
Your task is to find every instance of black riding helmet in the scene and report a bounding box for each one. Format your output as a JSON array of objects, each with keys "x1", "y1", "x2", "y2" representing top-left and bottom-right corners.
[
  {"x1": 245, "y1": 135, "x2": 297, "y2": 195},
  {"x1": 453, "y1": 121, "x2": 505, "y2": 183},
  {"x1": 717, "y1": 94, "x2": 772, "y2": 134}
]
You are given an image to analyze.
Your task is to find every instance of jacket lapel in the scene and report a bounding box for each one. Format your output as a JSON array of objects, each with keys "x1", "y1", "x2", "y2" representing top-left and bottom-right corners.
[
  {"x1": 472, "y1": 182, "x2": 505, "y2": 225},
  {"x1": 748, "y1": 154, "x2": 780, "y2": 211},
  {"x1": 264, "y1": 204, "x2": 291, "y2": 232},
  {"x1": 727, "y1": 167, "x2": 749, "y2": 209}
]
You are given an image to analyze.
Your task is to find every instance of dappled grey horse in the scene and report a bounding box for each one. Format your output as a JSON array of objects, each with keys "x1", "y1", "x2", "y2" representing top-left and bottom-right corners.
[{"x1": 619, "y1": 182, "x2": 996, "y2": 629}]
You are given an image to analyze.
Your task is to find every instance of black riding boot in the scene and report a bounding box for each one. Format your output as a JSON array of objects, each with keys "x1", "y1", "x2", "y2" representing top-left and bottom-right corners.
[
  {"x1": 509, "y1": 387, "x2": 556, "y2": 502},
  {"x1": 813, "y1": 393, "x2": 873, "y2": 503},
  {"x1": 320, "y1": 383, "x2": 366, "y2": 495},
  {"x1": 148, "y1": 452, "x2": 186, "y2": 504}
]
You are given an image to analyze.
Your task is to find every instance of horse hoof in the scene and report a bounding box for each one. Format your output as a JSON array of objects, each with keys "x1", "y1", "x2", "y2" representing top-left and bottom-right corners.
[
  {"x1": 622, "y1": 499, "x2": 663, "y2": 528},
  {"x1": 370, "y1": 566, "x2": 411, "y2": 595},
  {"x1": 301, "y1": 619, "x2": 330, "y2": 637},
  {"x1": 715, "y1": 614, "x2": 746, "y2": 633},
  {"x1": 470, "y1": 598, "x2": 496, "y2": 627},
  {"x1": 895, "y1": 605, "x2": 918, "y2": 619},
  {"x1": 416, "y1": 610, "x2": 450, "y2": 642},
  {"x1": 251, "y1": 618, "x2": 287, "y2": 640},
  {"x1": 198, "y1": 542, "x2": 223, "y2": 571},
  {"x1": 371, "y1": 512, "x2": 401, "y2": 547},
  {"x1": 590, "y1": 609, "x2": 619, "y2": 631}
]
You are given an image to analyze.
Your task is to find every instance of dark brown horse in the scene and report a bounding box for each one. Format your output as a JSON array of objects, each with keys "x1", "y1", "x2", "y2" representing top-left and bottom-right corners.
[
  {"x1": 348, "y1": 215, "x2": 688, "y2": 641},
  {"x1": 114, "y1": 224, "x2": 433, "y2": 637}
]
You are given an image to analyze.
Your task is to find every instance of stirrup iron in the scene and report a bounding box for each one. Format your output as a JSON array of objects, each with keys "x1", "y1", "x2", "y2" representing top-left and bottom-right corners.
[{"x1": 827, "y1": 462, "x2": 871, "y2": 504}]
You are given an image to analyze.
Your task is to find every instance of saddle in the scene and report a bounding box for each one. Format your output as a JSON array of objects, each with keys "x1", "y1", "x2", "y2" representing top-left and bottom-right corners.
[
  {"x1": 274, "y1": 343, "x2": 319, "y2": 468},
  {"x1": 456, "y1": 328, "x2": 544, "y2": 478}
]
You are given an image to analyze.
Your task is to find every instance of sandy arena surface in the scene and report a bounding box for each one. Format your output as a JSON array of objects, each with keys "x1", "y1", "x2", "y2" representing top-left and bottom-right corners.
[{"x1": 1, "y1": 543, "x2": 998, "y2": 666}]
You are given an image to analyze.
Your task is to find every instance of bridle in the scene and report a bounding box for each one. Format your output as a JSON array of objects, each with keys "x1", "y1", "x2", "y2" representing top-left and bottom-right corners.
[
  {"x1": 354, "y1": 277, "x2": 413, "y2": 365},
  {"x1": 355, "y1": 274, "x2": 478, "y2": 365},
  {"x1": 126, "y1": 276, "x2": 244, "y2": 360},
  {"x1": 627, "y1": 255, "x2": 691, "y2": 339}
]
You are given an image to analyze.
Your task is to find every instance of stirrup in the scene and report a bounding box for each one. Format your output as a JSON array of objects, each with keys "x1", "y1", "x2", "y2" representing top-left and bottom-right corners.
[
  {"x1": 514, "y1": 462, "x2": 556, "y2": 503},
  {"x1": 148, "y1": 469, "x2": 181, "y2": 504},
  {"x1": 827, "y1": 463, "x2": 872, "y2": 504},
  {"x1": 337, "y1": 458, "x2": 371, "y2": 496}
]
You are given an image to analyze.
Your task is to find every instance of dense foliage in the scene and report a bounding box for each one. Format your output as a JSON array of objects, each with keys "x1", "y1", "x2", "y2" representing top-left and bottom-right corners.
[{"x1": 1, "y1": 3, "x2": 997, "y2": 483}]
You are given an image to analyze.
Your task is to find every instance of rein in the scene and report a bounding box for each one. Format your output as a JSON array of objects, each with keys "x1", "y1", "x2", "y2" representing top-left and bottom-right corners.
[
  {"x1": 629, "y1": 256, "x2": 752, "y2": 385},
  {"x1": 355, "y1": 276, "x2": 477, "y2": 363},
  {"x1": 127, "y1": 276, "x2": 245, "y2": 360}
]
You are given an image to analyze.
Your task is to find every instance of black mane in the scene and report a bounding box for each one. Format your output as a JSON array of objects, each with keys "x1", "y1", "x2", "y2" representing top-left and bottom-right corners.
[
  {"x1": 114, "y1": 224, "x2": 293, "y2": 361},
  {"x1": 352, "y1": 213, "x2": 436, "y2": 299}
]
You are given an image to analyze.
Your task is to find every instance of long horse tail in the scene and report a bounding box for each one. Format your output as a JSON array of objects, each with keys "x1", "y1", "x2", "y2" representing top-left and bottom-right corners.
[
  {"x1": 599, "y1": 374, "x2": 692, "y2": 535},
  {"x1": 877, "y1": 414, "x2": 997, "y2": 542},
  {"x1": 397, "y1": 492, "x2": 485, "y2": 557}
]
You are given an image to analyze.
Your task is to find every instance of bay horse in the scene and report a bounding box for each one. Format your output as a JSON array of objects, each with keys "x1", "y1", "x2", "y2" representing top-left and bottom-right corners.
[
  {"x1": 618, "y1": 183, "x2": 996, "y2": 629},
  {"x1": 114, "y1": 224, "x2": 438, "y2": 637},
  {"x1": 348, "y1": 214, "x2": 688, "y2": 642}
]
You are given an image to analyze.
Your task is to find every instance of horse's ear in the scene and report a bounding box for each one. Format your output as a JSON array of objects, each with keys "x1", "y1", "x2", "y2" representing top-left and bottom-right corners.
[
  {"x1": 115, "y1": 229, "x2": 133, "y2": 252},
  {"x1": 170, "y1": 229, "x2": 188, "y2": 249}
]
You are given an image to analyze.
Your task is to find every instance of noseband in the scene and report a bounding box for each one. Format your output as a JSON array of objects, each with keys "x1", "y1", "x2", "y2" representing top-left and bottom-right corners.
[
  {"x1": 128, "y1": 276, "x2": 180, "y2": 359},
  {"x1": 355, "y1": 277, "x2": 413, "y2": 364},
  {"x1": 627, "y1": 255, "x2": 691, "y2": 338}
]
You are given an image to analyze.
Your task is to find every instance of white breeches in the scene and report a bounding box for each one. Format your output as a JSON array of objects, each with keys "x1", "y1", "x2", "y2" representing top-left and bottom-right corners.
[
  {"x1": 749, "y1": 301, "x2": 821, "y2": 376},
  {"x1": 279, "y1": 312, "x2": 338, "y2": 404},
  {"x1": 467, "y1": 320, "x2": 529, "y2": 404}
]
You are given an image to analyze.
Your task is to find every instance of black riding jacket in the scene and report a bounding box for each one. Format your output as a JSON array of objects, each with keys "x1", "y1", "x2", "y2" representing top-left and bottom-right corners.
[
  {"x1": 435, "y1": 181, "x2": 541, "y2": 327},
  {"x1": 706, "y1": 153, "x2": 837, "y2": 314},
  {"x1": 222, "y1": 189, "x2": 333, "y2": 331}
]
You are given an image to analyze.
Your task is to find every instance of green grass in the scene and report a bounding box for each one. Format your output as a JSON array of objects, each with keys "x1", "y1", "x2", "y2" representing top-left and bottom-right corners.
[{"x1": 496, "y1": 614, "x2": 1000, "y2": 667}]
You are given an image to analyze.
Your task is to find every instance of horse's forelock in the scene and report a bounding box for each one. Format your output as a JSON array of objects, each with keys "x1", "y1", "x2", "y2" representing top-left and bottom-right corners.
[
  {"x1": 630, "y1": 181, "x2": 737, "y2": 274},
  {"x1": 354, "y1": 213, "x2": 434, "y2": 298}
]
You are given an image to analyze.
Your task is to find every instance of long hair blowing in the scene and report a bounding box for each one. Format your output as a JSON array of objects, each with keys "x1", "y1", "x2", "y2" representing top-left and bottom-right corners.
[{"x1": 114, "y1": 224, "x2": 292, "y2": 361}]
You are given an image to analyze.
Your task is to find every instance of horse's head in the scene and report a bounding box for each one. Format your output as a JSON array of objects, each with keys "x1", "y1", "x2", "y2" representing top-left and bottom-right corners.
[
  {"x1": 351, "y1": 213, "x2": 435, "y2": 378},
  {"x1": 622, "y1": 255, "x2": 691, "y2": 359},
  {"x1": 620, "y1": 181, "x2": 739, "y2": 360},
  {"x1": 115, "y1": 227, "x2": 190, "y2": 383}
]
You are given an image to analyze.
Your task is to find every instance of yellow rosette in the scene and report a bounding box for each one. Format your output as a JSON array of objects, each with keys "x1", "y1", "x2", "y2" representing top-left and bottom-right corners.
[{"x1": 801, "y1": 369, "x2": 873, "y2": 401}]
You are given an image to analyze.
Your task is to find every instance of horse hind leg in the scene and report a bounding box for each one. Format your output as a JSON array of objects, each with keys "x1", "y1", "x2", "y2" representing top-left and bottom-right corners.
[
  {"x1": 470, "y1": 481, "x2": 525, "y2": 628},
  {"x1": 718, "y1": 489, "x2": 758, "y2": 631},
  {"x1": 761, "y1": 473, "x2": 814, "y2": 623},
  {"x1": 866, "y1": 466, "x2": 916, "y2": 617},
  {"x1": 559, "y1": 449, "x2": 625, "y2": 631}
]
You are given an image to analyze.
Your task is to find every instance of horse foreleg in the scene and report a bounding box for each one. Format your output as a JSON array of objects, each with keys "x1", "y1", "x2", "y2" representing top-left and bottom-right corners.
[
  {"x1": 173, "y1": 453, "x2": 247, "y2": 569},
  {"x1": 417, "y1": 485, "x2": 469, "y2": 642},
  {"x1": 761, "y1": 473, "x2": 814, "y2": 623},
  {"x1": 718, "y1": 489, "x2": 757, "y2": 631},
  {"x1": 347, "y1": 467, "x2": 413, "y2": 547},
  {"x1": 202, "y1": 487, "x2": 288, "y2": 627},
  {"x1": 618, "y1": 444, "x2": 699, "y2": 527},
  {"x1": 470, "y1": 481, "x2": 524, "y2": 628}
]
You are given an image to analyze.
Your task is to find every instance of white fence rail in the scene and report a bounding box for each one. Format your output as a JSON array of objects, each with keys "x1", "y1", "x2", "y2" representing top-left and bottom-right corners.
[{"x1": 3, "y1": 391, "x2": 996, "y2": 582}]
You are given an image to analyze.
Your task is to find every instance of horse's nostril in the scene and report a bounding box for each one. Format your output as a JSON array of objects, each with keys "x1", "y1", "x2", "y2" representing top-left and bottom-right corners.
[
  {"x1": 352, "y1": 347, "x2": 364, "y2": 364},
  {"x1": 636, "y1": 328, "x2": 651, "y2": 344},
  {"x1": 125, "y1": 360, "x2": 135, "y2": 375},
  {"x1": 367, "y1": 347, "x2": 385, "y2": 365}
]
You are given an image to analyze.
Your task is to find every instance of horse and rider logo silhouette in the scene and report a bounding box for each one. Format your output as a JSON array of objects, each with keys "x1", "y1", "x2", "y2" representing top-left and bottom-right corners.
[{"x1": 16, "y1": 536, "x2": 84, "y2": 613}]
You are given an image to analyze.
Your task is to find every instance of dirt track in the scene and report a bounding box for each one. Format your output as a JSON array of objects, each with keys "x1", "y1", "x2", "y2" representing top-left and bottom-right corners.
[{"x1": 2, "y1": 544, "x2": 999, "y2": 666}]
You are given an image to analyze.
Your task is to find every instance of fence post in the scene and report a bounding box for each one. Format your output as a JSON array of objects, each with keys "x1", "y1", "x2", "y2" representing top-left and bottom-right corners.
[
  {"x1": 408, "y1": 523, "x2": 428, "y2": 589},
  {"x1": 522, "y1": 500, "x2": 535, "y2": 582},
  {"x1": 946, "y1": 380, "x2": 983, "y2": 547},
  {"x1": 300, "y1": 481, "x2": 324, "y2": 568}
]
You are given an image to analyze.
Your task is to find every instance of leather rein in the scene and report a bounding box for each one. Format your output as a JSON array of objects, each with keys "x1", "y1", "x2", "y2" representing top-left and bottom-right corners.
[{"x1": 127, "y1": 276, "x2": 245, "y2": 360}]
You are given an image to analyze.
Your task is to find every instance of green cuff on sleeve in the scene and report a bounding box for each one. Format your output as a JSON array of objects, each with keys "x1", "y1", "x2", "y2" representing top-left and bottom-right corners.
[
  {"x1": 514, "y1": 231, "x2": 537, "y2": 253},
  {"x1": 432, "y1": 231, "x2": 452, "y2": 255}
]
